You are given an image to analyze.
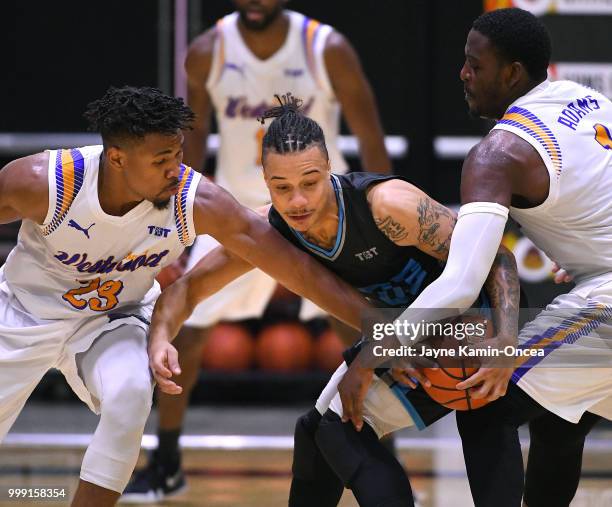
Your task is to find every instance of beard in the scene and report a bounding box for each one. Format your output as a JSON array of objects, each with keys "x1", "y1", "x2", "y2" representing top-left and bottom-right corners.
[
  {"x1": 153, "y1": 198, "x2": 171, "y2": 210},
  {"x1": 238, "y1": 3, "x2": 283, "y2": 31},
  {"x1": 467, "y1": 105, "x2": 482, "y2": 119}
]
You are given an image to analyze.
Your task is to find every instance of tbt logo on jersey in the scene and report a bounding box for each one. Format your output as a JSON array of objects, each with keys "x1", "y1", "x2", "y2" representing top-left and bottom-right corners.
[
  {"x1": 355, "y1": 247, "x2": 379, "y2": 261},
  {"x1": 68, "y1": 219, "x2": 95, "y2": 239},
  {"x1": 284, "y1": 68, "x2": 304, "y2": 77},
  {"x1": 148, "y1": 226, "x2": 171, "y2": 238}
]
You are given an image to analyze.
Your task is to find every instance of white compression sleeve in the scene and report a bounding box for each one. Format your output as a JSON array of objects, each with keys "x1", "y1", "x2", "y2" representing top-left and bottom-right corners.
[
  {"x1": 79, "y1": 325, "x2": 153, "y2": 493},
  {"x1": 394, "y1": 202, "x2": 509, "y2": 345}
]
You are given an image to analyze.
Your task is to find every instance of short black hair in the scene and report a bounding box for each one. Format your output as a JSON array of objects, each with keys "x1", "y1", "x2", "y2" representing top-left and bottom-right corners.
[
  {"x1": 472, "y1": 8, "x2": 551, "y2": 81},
  {"x1": 84, "y1": 86, "x2": 195, "y2": 146},
  {"x1": 258, "y1": 93, "x2": 328, "y2": 162}
]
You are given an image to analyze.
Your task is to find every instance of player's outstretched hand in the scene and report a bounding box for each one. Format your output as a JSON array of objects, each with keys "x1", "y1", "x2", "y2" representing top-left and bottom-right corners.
[
  {"x1": 149, "y1": 340, "x2": 183, "y2": 395},
  {"x1": 338, "y1": 361, "x2": 374, "y2": 431}
]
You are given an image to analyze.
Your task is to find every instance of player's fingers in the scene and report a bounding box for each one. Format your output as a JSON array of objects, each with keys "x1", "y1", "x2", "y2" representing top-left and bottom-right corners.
[
  {"x1": 151, "y1": 354, "x2": 172, "y2": 378},
  {"x1": 405, "y1": 368, "x2": 431, "y2": 388},
  {"x1": 339, "y1": 389, "x2": 353, "y2": 424},
  {"x1": 393, "y1": 370, "x2": 418, "y2": 389},
  {"x1": 456, "y1": 370, "x2": 485, "y2": 390},
  {"x1": 493, "y1": 384, "x2": 507, "y2": 400},
  {"x1": 154, "y1": 374, "x2": 182, "y2": 394},
  {"x1": 472, "y1": 380, "x2": 493, "y2": 399},
  {"x1": 553, "y1": 269, "x2": 567, "y2": 284},
  {"x1": 351, "y1": 393, "x2": 365, "y2": 431},
  {"x1": 166, "y1": 347, "x2": 182, "y2": 376},
  {"x1": 160, "y1": 383, "x2": 183, "y2": 395}
]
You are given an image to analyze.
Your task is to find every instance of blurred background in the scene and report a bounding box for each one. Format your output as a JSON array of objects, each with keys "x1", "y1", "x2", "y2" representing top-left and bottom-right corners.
[{"x1": 2, "y1": 1, "x2": 612, "y2": 506}]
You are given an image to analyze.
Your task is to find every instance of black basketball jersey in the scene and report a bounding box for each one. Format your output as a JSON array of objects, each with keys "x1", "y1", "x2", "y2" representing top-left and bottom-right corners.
[{"x1": 268, "y1": 172, "x2": 445, "y2": 309}]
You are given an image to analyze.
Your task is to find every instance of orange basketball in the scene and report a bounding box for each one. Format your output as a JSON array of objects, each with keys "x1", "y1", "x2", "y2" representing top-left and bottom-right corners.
[
  {"x1": 314, "y1": 329, "x2": 345, "y2": 371},
  {"x1": 421, "y1": 312, "x2": 495, "y2": 411},
  {"x1": 201, "y1": 323, "x2": 255, "y2": 371},
  {"x1": 256, "y1": 322, "x2": 313, "y2": 371}
]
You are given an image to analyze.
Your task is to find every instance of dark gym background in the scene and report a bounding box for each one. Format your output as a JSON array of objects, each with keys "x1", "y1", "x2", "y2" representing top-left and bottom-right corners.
[{"x1": 3, "y1": 0, "x2": 612, "y2": 400}]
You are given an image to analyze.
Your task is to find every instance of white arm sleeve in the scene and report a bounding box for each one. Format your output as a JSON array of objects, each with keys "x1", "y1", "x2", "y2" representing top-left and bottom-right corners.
[{"x1": 394, "y1": 202, "x2": 509, "y2": 345}]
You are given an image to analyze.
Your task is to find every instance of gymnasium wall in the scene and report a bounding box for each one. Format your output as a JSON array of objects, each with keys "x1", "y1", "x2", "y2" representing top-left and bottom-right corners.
[{"x1": 2, "y1": 1, "x2": 612, "y2": 399}]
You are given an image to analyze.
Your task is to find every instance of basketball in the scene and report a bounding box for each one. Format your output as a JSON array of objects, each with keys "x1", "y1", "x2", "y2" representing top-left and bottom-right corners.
[
  {"x1": 256, "y1": 322, "x2": 313, "y2": 371},
  {"x1": 201, "y1": 323, "x2": 255, "y2": 371},
  {"x1": 421, "y1": 312, "x2": 495, "y2": 411},
  {"x1": 314, "y1": 329, "x2": 345, "y2": 371}
]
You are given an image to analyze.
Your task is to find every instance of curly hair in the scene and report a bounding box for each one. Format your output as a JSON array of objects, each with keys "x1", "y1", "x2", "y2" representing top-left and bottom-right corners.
[
  {"x1": 473, "y1": 8, "x2": 551, "y2": 81},
  {"x1": 84, "y1": 86, "x2": 195, "y2": 146},
  {"x1": 258, "y1": 92, "x2": 328, "y2": 162}
]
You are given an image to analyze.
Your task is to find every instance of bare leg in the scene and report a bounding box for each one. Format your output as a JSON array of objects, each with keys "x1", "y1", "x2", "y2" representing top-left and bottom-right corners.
[{"x1": 71, "y1": 480, "x2": 120, "y2": 507}]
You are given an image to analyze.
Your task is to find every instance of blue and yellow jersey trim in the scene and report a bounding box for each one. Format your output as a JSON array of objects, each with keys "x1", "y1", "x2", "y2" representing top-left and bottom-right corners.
[
  {"x1": 42, "y1": 148, "x2": 85, "y2": 236},
  {"x1": 498, "y1": 106, "x2": 563, "y2": 177},
  {"x1": 302, "y1": 17, "x2": 323, "y2": 87},
  {"x1": 512, "y1": 302, "x2": 612, "y2": 382},
  {"x1": 173, "y1": 164, "x2": 196, "y2": 247}
]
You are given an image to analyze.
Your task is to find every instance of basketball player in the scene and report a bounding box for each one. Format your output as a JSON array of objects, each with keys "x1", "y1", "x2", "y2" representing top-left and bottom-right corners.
[
  {"x1": 124, "y1": 0, "x2": 392, "y2": 499},
  {"x1": 340, "y1": 8, "x2": 612, "y2": 507},
  {"x1": 0, "y1": 87, "x2": 372, "y2": 507},
  {"x1": 145, "y1": 97, "x2": 520, "y2": 506}
]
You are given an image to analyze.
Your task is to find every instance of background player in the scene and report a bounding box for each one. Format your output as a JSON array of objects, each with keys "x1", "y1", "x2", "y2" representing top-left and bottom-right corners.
[
  {"x1": 144, "y1": 98, "x2": 520, "y2": 507},
  {"x1": 0, "y1": 86, "x2": 372, "y2": 506},
  {"x1": 340, "y1": 8, "x2": 612, "y2": 507},
  {"x1": 124, "y1": 0, "x2": 392, "y2": 500}
]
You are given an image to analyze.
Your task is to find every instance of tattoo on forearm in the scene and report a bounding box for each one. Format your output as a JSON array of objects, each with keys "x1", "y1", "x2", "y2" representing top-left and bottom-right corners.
[
  {"x1": 485, "y1": 250, "x2": 520, "y2": 338},
  {"x1": 416, "y1": 198, "x2": 457, "y2": 256},
  {"x1": 375, "y1": 215, "x2": 409, "y2": 242}
]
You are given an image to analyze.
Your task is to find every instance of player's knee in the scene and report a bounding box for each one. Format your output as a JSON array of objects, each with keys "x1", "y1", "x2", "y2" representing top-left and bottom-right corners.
[
  {"x1": 315, "y1": 410, "x2": 366, "y2": 486},
  {"x1": 101, "y1": 373, "x2": 153, "y2": 433},
  {"x1": 292, "y1": 408, "x2": 322, "y2": 479}
]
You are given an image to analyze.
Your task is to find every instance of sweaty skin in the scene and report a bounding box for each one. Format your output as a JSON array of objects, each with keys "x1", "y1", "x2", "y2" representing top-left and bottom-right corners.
[
  {"x1": 146, "y1": 146, "x2": 519, "y2": 402},
  {"x1": 338, "y1": 28, "x2": 544, "y2": 430}
]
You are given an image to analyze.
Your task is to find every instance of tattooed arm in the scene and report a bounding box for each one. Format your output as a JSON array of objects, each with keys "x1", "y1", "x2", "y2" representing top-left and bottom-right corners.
[
  {"x1": 368, "y1": 179, "x2": 519, "y2": 332},
  {"x1": 339, "y1": 179, "x2": 519, "y2": 429},
  {"x1": 483, "y1": 245, "x2": 519, "y2": 344},
  {"x1": 366, "y1": 179, "x2": 520, "y2": 400},
  {"x1": 367, "y1": 178, "x2": 456, "y2": 261}
]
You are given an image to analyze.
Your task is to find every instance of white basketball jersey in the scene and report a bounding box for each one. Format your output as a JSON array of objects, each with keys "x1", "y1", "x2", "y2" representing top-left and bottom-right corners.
[
  {"x1": 492, "y1": 80, "x2": 612, "y2": 282},
  {"x1": 206, "y1": 10, "x2": 348, "y2": 209},
  {"x1": 2, "y1": 145, "x2": 201, "y2": 320}
]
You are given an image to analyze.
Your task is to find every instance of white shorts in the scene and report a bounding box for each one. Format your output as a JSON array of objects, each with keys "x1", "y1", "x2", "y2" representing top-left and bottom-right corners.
[
  {"x1": 514, "y1": 275, "x2": 612, "y2": 423},
  {"x1": 316, "y1": 362, "x2": 453, "y2": 439},
  {"x1": 0, "y1": 287, "x2": 152, "y2": 439},
  {"x1": 319, "y1": 363, "x2": 415, "y2": 438},
  {"x1": 185, "y1": 235, "x2": 326, "y2": 328}
]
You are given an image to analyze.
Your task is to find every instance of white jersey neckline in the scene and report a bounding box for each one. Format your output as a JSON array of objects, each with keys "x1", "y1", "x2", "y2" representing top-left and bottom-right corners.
[{"x1": 227, "y1": 10, "x2": 300, "y2": 68}]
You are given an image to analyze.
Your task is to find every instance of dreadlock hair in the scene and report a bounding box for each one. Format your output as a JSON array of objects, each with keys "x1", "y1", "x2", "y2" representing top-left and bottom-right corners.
[
  {"x1": 473, "y1": 8, "x2": 551, "y2": 82},
  {"x1": 83, "y1": 86, "x2": 195, "y2": 147},
  {"x1": 258, "y1": 93, "x2": 328, "y2": 163}
]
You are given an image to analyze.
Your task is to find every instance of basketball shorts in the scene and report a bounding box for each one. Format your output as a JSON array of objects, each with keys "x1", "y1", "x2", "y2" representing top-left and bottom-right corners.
[
  {"x1": 0, "y1": 284, "x2": 153, "y2": 440},
  {"x1": 512, "y1": 274, "x2": 612, "y2": 423}
]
